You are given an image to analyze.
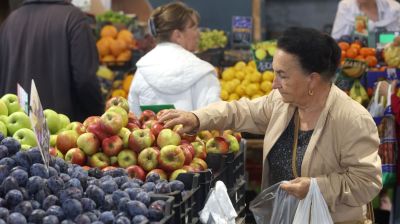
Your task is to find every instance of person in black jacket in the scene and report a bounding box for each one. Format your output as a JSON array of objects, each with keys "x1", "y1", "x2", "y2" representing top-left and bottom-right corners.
[{"x1": 0, "y1": 0, "x2": 104, "y2": 122}]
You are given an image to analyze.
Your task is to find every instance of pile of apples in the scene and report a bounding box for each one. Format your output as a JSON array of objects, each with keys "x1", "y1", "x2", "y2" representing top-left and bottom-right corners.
[
  {"x1": 220, "y1": 61, "x2": 275, "y2": 101},
  {"x1": 47, "y1": 97, "x2": 241, "y2": 182}
]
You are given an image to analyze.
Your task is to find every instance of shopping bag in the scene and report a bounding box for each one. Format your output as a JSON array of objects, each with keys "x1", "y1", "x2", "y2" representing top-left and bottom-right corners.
[
  {"x1": 199, "y1": 181, "x2": 237, "y2": 224},
  {"x1": 292, "y1": 178, "x2": 333, "y2": 224},
  {"x1": 249, "y1": 181, "x2": 299, "y2": 224},
  {"x1": 368, "y1": 81, "x2": 386, "y2": 120}
]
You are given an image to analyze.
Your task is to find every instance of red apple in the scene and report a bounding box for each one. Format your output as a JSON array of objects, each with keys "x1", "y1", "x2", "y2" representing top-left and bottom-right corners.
[
  {"x1": 223, "y1": 134, "x2": 240, "y2": 153},
  {"x1": 139, "y1": 110, "x2": 156, "y2": 124},
  {"x1": 157, "y1": 129, "x2": 181, "y2": 148},
  {"x1": 190, "y1": 162, "x2": 203, "y2": 171},
  {"x1": 138, "y1": 147, "x2": 160, "y2": 171},
  {"x1": 105, "y1": 96, "x2": 129, "y2": 112},
  {"x1": 142, "y1": 119, "x2": 157, "y2": 129},
  {"x1": 180, "y1": 143, "x2": 195, "y2": 157},
  {"x1": 181, "y1": 133, "x2": 197, "y2": 142},
  {"x1": 83, "y1": 116, "x2": 100, "y2": 128},
  {"x1": 150, "y1": 122, "x2": 164, "y2": 138},
  {"x1": 182, "y1": 165, "x2": 196, "y2": 172},
  {"x1": 158, "y1": 145, "x2": 185, "y2": 172},
  {"x1": 126, "y1": 165, "x2": 146, "y2": 181},
  {"x1": 56, "y1": 130, "x2": 79, "y2": 154},
  {"x1": 102, "y1": 135, "x2": 123, "y2": 156},
  {"x1": 65, "y1": 122, "x2": 86, "y2": 135},
  {"x1": 89, "y1": 152, "x2": 110, "y2": 169},
  {"x1": 65, "y1": 148, "x2": 86, "y2": 166},
  {"x1": 169, "y1": 169, "x2": 187, "y2": 181},
  {"x1": 211, "y1": 130, "x2": 221, "y2": 137},
  {"x1": 82, "y1": 166, "x2": 91, "y2": 171},
  {"x1": 147, "y1": 169, "x2": 167, "y2": 180},
  {"x1": 86, "y1": 122, "x2": 112, "y2": 142},
  {"x1": 117, "y1": 149, "x2": 137, "y2": 168},
  {"x1": 77, "y1": 132, "x2": 100, "y2": 156},
  {"x1": 107, "y1": 106, "x2": 128, "y2": 127},
  {"x1": 128, "y1": 112, "x2": 140, "y2": 124},
  {"x1": 102, "y1": 166, "x2": 116, "y2": 172},
  {"x1": 191, "y1": 158, "x2": 208, "y2": 170},
  {"x1": 100, "y1": 111, "x2": 123, "y2": 135},
  {"x1": 49, "y1": 147, "x2": 64, "y2": 159},
  {"x1": 205, "y1": 137, "x2": 229, "y2": 154},
  {"x1": 179, "y1": 145, "x2": 193, "y2": 165},
  {"x1": 128, "y1": 129, "x2": 155, "y2": 153},
  {"x1": 198, "y1": 130, "x2": 213, "y2": 141},
  {"x1": 126, "y1": 123, "x2": 141, "y2": 131},
  {"x1": 191, "y1": 138, "x2": 207, "y2": 159},
  {"x1": 234, "y1": 132, "x2": 242, "y2": 142}
]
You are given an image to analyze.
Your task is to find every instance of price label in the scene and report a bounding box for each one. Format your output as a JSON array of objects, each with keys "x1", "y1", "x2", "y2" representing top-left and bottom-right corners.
[
  {"x1": 29, "y1": 80, "x2": 50, "y2": 170},
  {"x1": 17, "y1": 84, "x2": 29, "y2": 114},
  {"x1": 231, "y1": 16, "x2": 252, "y2": 48},
  {"x1": 257, "y1": 59, "x2": 273, "y2": 73}
]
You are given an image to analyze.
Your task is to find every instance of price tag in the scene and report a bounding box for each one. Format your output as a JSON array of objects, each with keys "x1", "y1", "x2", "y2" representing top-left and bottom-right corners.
[
  {"x1": 387, "y1": 68, "x2": 397, "y2": 80},
  {"x1": 29, "y1": 80, "x2": 50, "y2": 169},
  {"x1": 256, "y1": 59, "x2": 273, "y2": 73},
  {"x1": 17, "y1": 84, "x2": 29, "y2": 114},
  {"x1": 231, "y1": 16, "x2": 252, "y2": 48}
]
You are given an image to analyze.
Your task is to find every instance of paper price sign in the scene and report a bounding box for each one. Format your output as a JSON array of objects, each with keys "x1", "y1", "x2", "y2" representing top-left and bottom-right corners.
[
  {"x1": 17, "y1": 84, "x2": 29, "y2": 114},
  {"x1": 29, "y1": 80, "x2": 50, "y2": 169},
  {"x1": 231, "y1": 16, "x2": 252, "y2": 48}
]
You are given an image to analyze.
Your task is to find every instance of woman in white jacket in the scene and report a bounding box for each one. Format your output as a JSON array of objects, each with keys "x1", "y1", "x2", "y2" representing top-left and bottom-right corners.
[
  {"x1": 331, "y1": 0, "x2": 400, "y2": 40},
  {"x1": 128, "y1": 2, "x2": 221, "y2": 116}
]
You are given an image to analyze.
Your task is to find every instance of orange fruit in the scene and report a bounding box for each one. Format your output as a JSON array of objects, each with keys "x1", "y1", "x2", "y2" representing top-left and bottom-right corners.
[
  {"x1": 350, "y1": 43, "x2": 362, "y2": 50},
  {"x1": 123, "y1": 75, "x2": 134, "y2": 92},
  {"x1": 365, "y1": 55, "x2": 378, "y2": 67},
  {"x1": 117, "y1": 50, "x2": 132, "y2": 62},
  {"x1": 112, "y1": 89, "x2": 127, "y2": 98},
  {"x1": 101, "y1": 25, "x2": 118, "y2": 38},
  {"x1": 96, "y1": 39, "x2": 110, "y2": 57},
  {"x1": 102, "y1": 55, "x2": 116, "y2": 63},
  {"x1": 338, "y1": 42, "x2": 350, "y2": 51},
  {"x1": 110, "y1": 39, "x2": 127, "y2": 57},
  {"x1": 341, "y1": 50, "x2": 346, "y2": 61},
  {"x1": 346, "y1": 48, "x2": 358, "y2": 58},
  {"x1": 117, "y1": 30, "x2": 134, "y2": 46},
  {"x1": 355, "y1": 55, "x2": 365, "y2": 62},
  {"x1": 359, "y1": 48, "x2": 376, "y2": 57}
]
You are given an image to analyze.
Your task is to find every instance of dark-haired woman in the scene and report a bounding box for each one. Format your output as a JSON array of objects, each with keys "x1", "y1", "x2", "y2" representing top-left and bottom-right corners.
[
  {"x1": 128, "y1": 2, "x2": 220, "y2": 116},
  {"x1": 158, "y1": 27, "x2": 382, "y2": 223}
]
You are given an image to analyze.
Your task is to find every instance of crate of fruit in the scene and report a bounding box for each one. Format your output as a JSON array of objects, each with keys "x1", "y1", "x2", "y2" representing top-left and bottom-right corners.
[{"x1": 250, "y1": 41, "x2": 277, "y2": 73}]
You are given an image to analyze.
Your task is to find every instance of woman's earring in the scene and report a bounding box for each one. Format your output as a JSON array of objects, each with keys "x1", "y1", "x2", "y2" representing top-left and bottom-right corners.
[{"x1": 308, "y1": 89, "x2": 314, "y2": 96}]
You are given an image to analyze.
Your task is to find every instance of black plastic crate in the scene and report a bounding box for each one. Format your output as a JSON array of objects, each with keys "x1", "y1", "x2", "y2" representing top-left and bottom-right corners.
[
  {"x1": 205, "y1": 152, "x2": 226, "y2": 172},
  {"x1": 229, "y1": 178, "x2": 246, "y2": 217},
  {"x1": 210, "y1": 167, "x2": 227, "y2": 188},
  {"x1": 194, "y1": 169, "x2": 212, "y2": 218},
  {"x1": 167, "y1": 172, "x2": 200, "y2": 224},
  {"x1": 149, "y1": 194, "x2": 175, "y2": 224}
]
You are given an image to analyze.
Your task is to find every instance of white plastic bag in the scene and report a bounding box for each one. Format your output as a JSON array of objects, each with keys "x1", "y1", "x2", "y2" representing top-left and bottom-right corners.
[
  {"x1": 368, "y1": 81, "x2": 388, "y2": 117},
  {"x1": 199, "y1": 181, "x2": 237, "y2": 224},
  {"x1": 292, "y1": 178, "x2": 333, "y2": 224},
  {"x1": 249, "y1": 181, "x2": 299, "y2": 224}
]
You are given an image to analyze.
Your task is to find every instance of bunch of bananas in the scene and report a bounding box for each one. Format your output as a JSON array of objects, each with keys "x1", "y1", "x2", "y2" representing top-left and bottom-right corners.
[
  {"x1": 349, "y1": 79, "x2": 369, "y2": 105},
  {"x1": 342, "y1": 59, "x2": 367, "y2": 78}
]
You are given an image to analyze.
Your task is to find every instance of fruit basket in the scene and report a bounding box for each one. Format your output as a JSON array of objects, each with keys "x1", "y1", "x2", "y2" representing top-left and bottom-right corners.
[{"x1": 250, "y1": 41, "x2": 277, "y2": 72}]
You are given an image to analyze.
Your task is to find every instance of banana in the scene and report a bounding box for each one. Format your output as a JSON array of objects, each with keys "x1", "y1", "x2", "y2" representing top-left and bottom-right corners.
[
  {"x1": 342, "y1": 59, "x2": 367, "y2": 78},
  {"x1": 349, "y1": 80, "x2": 369, "y2": 105}
]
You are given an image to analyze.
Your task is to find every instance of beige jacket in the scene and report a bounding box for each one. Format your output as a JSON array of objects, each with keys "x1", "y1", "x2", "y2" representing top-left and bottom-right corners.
[{"x1": 194, "y1": 84, "x2": 382, "y2": 223}]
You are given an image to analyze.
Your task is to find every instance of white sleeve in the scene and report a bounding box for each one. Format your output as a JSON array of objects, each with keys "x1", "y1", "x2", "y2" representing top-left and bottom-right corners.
[
  {"x1": 192, "y1": 71, "x2": 221, "y2": 110},
  {"x1": 127, "y1": 73, "x2": 142, "y2": 116},
  {"x1": 331, "y1": 0, "x2": 354, "y2": 40}
]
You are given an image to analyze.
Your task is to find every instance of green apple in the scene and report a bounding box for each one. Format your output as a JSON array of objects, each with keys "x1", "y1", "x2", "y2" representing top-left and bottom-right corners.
[
  {"x1": 58, "y1": 113, "x2": 71, "y2": 129},
  {"x1": 223, "y1": 134, "x2": 240, "y2": 153},
  {"x1": 117, "y1": 149, "x2": 137, "y2": 168},
  {"x1": 0, "y1": 99, "x2": 8, "y2": 116},
  {"x1": 0, "y1": 121, "x2": 7, "y2": 136},
  {"x1": 77, "y1": 132, "x2": 100, "y2": 156},
  {"x1": 118, "y1": 127, "x2": 131, "y2": 148},
  {"x1": 0, "y1": 115, "x2": 8, "y2": 125},
  {"x1": 1, "y1": 94, "x2": 20, "y2": 115},
  {"x1": 44, "y1": 109, "x2": 60, "y2": 134},
  {"x1": 50, "y1": 135, "x2": 57, "y2": 147},
  {"x1": 13, "y1": 128, "x2": 37, "y2": 147},
  {"x1": 169, "y1": 168, "x2": 187, "y2": 181},
  {"x1": 255, "y1": 48, "x2": 267, "y2": 60},
  {"x1": 107, "y1": 106, "x2": 128, "y2": 127},
  {"x1": 21, "y1": 144, "x2": 31, "y2": 151},
  {"x1": 7, "y1": 111, "x2": 32, "y2": 136}
]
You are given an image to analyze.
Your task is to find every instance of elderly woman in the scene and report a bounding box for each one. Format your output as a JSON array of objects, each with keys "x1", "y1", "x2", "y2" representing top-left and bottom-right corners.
[
  {"x1": 159, "y1": 27, "x2": 382, "y2": 223},
  {"x1": 128, "y1": 2, "x2": 220, "y2": 116}
]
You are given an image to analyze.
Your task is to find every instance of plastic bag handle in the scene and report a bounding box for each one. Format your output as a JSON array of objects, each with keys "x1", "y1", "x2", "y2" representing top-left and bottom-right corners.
[
  {"x1": 374, "y1": 81, "x2": 382, "y2": 103},
  {"x1": 387, "y1": 83, "x2": 392, "y2": 107}
]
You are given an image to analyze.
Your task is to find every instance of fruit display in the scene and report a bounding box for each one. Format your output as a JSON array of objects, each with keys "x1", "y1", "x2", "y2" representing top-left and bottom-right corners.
[
  {"x1": 338, "y1": 40, "x2": 378, "y2": 68},
  {"x1": 251, "y1": 41, "x2": 277, "y2": 61},
  {"x1": 349, "y1": 79, "x2": 369, "y2": 105},
  {"x1": 96, "y1": 11, "x2": 132, "y2": 25},
  {"x1": 109, "y1": 73, "x2": 134, "y2": 99},
  {"x1": 96, "y1": 25, "x2": 136, "y2": 64},
  {"x1": 198, "y1": 29, "x2": 228, "y2": 52},
  {"x1": 383, "y1": 37, "x2": 400, "y2": 68},
  {"x1": 0, "y1": 134, "x2": 174, "y2": 223},
  {"x1": 220, "y1": 61, "x2": 274, "y2": 101}
]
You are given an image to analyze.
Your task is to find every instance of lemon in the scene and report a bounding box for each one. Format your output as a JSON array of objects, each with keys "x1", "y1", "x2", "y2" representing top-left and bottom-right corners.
[
  {"x1": 222, "y1": 68, "x2": 235, "y2": 81},
  {"x1": 235, "y1": 71, "x2": 246, "y2": 80},
  {"x1": 231, "y1": 79, "x2": 241, "y2": 87},
  {"x1": 250, "y1": 72, "x2": 262, "y2": 83},
  {"x1": 260, "y1": 81, "x2": 273, "y2": 93},
  {"x1": 228, "y1": 93, "x2": 240, "y2": 101},
  {"x1": 225, "y1": 82, "x2": 236, "y2": 93},
  {"x1": 241, "y1": 79, "x2": 251, "y2": 87},
  {"x1": 262, "y1": 71, "x2": 275, "y2": 82},
  {"x1": 221, "y1": 89, "x2": 229, "y2": 100},
  {"x1": 255, "y1": 49, "x2": 267, "y2": 60},
  {"x1": 247, "y1": 60, "x2": 257, "y2": 69},
  {"x1": 235, "y1": 85, "x2": 246, "y2": 96},
  {"x1": 245, "y1": 83, "x2": 259, "y2": 96},
  {"x1": 244, "y1": 67, "x2": 255, "y2": 75},
  {"x1": 234, "y1": 61, "x2": 246, "y2": 71}
]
